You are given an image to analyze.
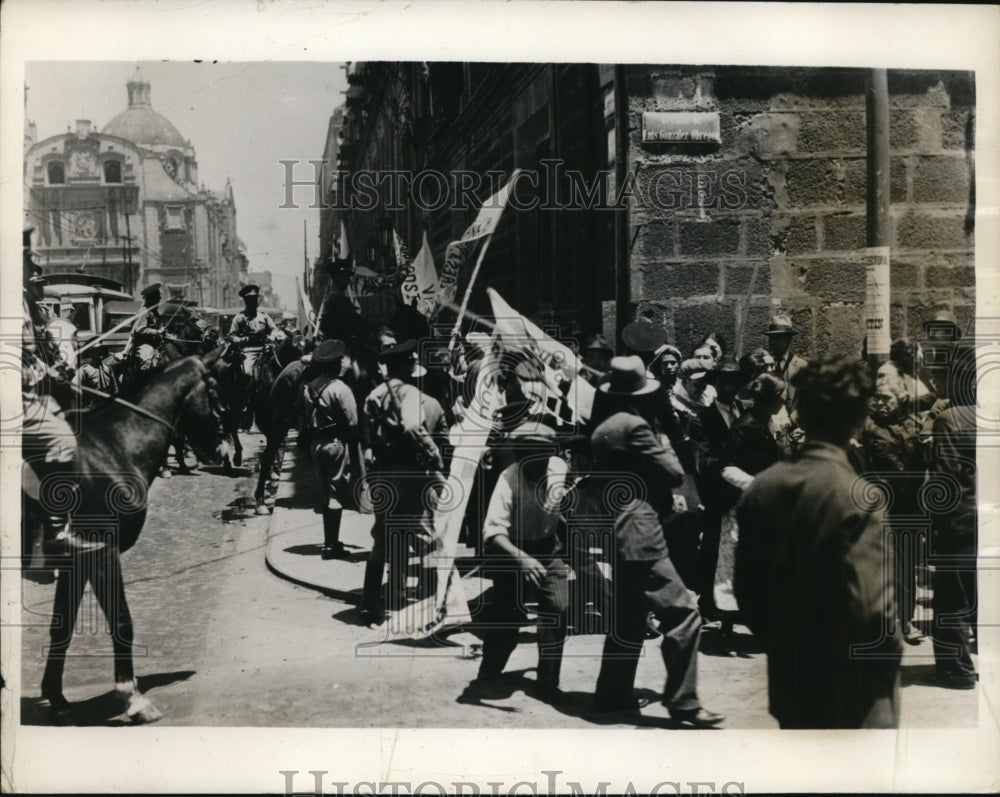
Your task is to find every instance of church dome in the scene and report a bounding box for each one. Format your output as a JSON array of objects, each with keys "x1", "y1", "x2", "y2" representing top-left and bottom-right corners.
[{"x1": 102, "y1": 70, "x2": 187, "y2": 148}]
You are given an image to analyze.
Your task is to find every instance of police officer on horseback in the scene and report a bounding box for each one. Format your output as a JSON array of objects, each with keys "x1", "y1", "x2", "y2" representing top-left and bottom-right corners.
[
  {"x1": 125, "y1": 283, "x2": 167, "y2": 374},
  {"x1": 228, "y1": 284, "x2": 282, "y2": 380},
  {"x1": 21, "y1": 227, "x2": 104, "y2": 558}
]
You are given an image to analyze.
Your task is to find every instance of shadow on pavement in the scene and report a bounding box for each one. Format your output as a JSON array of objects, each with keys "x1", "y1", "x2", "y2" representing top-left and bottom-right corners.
[{"x1": 20, "y1": 670, "x2": 196, "y2": 726}]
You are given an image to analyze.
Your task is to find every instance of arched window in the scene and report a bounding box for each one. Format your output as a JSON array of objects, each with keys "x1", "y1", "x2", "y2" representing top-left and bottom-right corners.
[
  {"x1": 47, "y1": 161, "x2": 65, "y2": 184},
  {"x1": 104, "y1": 159, "x2": 122, "y2": 183}
]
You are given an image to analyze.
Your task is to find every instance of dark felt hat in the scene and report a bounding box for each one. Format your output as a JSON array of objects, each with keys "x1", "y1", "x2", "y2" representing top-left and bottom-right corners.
[
  {"x1": 705, "y1": 355, "x2": 741, "y2": 383},
  {"x1": 313, "y1": 339, "x2": 347, "y2": 363},
  {"x1": 621, "y1": 320, "x2": 667, "y2": 353},
  {"x1": 239, "y1": 284, "x2": 260, "y2": 299},
  {"x1": 377, "y1": 338, "x2": 417, "y2": 362},
  {"x1": 141, "y1": 283, "x2": 162, "y2": 298},
  {"x1": 598, "y1": 355, "x2": 661, "y2": 395},
  {"x1": 508, "y1": 422, "x2": 557, "y2": 445}
]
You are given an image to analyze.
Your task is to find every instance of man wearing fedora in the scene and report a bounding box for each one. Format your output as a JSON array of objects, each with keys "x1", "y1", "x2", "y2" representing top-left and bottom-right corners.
[
  {"x1": 229, "y1": 283, "x2": 282, "y2": 381},
  {"x1": 125, "y1": 283, "x2": 167, "y2": 374},
  {"x1": 360, "y1": 339, "x2": 448, "y2": 625},
  {"x1": 764, "y1": 313, "x2": 808, "y2": 409},
  {"x1": 584, "y1": 355, "x2": 724, "y2": 727},
  {"x1": 468, "y1": 423, "x2": 571, "y2": 702},
  {"x1": 299, "y1": 339, "x2": 358, "y2": 560}
]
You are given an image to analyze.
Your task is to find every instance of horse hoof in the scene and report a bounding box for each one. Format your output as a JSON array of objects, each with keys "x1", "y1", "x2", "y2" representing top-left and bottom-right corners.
[
  {"x1": 126, "y1": 694, "x2": 162, "y2": 724},
  {"x1": 255, "y1": 503, "x2": 272, "y2": 516},
  {"x1": 43, "y1": 690, "x2": 71, "y2": 715},
  {"x1": 161, "y1": 468, "x2": 172, "y2": 479},
  {"x1": 233, "y1": 452, "x2": 243, "y2": 467}
]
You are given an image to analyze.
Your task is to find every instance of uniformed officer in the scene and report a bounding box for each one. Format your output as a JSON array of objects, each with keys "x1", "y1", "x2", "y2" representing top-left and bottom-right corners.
[
  {"x1": 360, "y1": 339, "x2": 448, "y2": 625},
  {"x1": 228, "y1": 284, "x2": 282, "y2": 380},
  {"x1": 21, "y1": 228, "x2": 103, "y2": 558},
  {"x1": 126, "y1": 283, "x2": 167, "y2": 374},
  {"x1": 299, "y1": 339, "x2": 358, "y2": 560}
]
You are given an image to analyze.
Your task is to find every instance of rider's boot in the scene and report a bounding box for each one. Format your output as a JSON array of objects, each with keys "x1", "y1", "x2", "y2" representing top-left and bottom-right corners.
[
  {"x1": 42, "y1": 515, "x2": 105, "y2": 562},
  {"x1": 320, "y1": 508, "x2": 348, "y2": 560}
]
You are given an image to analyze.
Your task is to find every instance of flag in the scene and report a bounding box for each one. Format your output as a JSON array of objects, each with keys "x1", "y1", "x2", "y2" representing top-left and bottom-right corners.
[
  {"x1": 400, "y1": 231, "x2": 439, "y2": 317},
  {"x1": 295, "y1": 276, "x2": 315, "y2": 330},
  {"x1": 392, "y1": 229, "x2": 410, "y2": 272},
  {"x1": 334, "y1": 219, "x2": 350, "y2": 261},
  {"x1": 487, "y1": 287, "x2": 595, "y2": 423},
  {"x1": 432, "y1": 169, "x2": 524, "y2": 320}
]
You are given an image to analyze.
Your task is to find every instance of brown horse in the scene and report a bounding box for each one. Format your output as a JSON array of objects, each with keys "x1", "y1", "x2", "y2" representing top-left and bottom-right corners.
[{"x1": 23, "y1": 352, "x2": 227, "y2": 723}]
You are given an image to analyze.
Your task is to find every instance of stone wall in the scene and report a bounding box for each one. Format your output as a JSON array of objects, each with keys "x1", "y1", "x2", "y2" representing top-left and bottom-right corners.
[{"x1": 627, "y1": 66, "x2": 976, "y2": 359}]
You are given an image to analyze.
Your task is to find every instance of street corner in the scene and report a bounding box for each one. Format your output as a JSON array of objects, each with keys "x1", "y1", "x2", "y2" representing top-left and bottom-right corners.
[{"x1": 265, "y1": 499, "x2": 374, "y2": 602}]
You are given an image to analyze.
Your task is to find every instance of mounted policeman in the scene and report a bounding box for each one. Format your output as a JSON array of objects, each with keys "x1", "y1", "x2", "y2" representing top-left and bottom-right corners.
[
  {"x1": 227, "y1": 283, "x2": 282, "y2": 381},
  {"x1": 21, "y1": 227, "x2": 104, "y2": 559},
  {"x1": 124, "y1": 282, "x2": 168, "y2": 377}
]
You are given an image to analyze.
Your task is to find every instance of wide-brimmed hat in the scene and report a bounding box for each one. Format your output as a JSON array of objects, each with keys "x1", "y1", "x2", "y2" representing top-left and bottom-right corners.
[
  {"x1": 239, "y1": 284, "x2": 260, "y2": 299},
  {"x1": 141, "y1": 283, "x2": 162, "y2": 298},
  {"x1": 923, "y1": 310, "x2": 961, "y2": 339},
  {"x1": 705, "y1": 355, "x2": 741, "y2": 383},
  {"x1": 378, "y1": 338, "x2": 417, "y2": 362},
  {"x1": 313, "y1": 339, "x2": 346, "y2": 363},
  {"x1": 598, "y1": 355, "x2": 661, "y2": 395},
  {"x1": 584, "y1": 333, "x2": 614, "y2": 353},
  {"x1": 764, "y1": 314, "x2": 795, "y2": 336},
  {"x1": 621, "y1": 320, "x2": 667, "y2": 353}
]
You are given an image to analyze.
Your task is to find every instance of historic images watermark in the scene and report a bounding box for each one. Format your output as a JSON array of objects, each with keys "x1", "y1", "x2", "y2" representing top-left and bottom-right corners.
[
  {"x1": 278, "y1": 160, "x2": 749, "y2": 213},
  {"x1": 279, "y1": 770, "x2": 746, "y2": 795}
]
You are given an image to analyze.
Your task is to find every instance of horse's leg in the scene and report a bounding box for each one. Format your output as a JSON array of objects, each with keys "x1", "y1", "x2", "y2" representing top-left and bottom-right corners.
[
  {"x1": 173, "y1": 434, "x2": 191, "y2": 474},
  {"x1": 92, "y1": 546, "x2": 161, "y2": 724},
  {"x1": 40, "y1": 558, "x2": 87, "y2": 716}
]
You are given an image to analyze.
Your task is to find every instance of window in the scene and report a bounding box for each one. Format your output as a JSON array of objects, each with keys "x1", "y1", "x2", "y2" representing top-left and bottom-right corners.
[
  {"x1": 104, "y1": 159, "x2": 122, "y2": 183},
  {"x1": 47, "y1": 161, "x2": 65, "y2": 184},
  {"x1": 165, "y1": 206, "x2": 185, "y2": 231}
]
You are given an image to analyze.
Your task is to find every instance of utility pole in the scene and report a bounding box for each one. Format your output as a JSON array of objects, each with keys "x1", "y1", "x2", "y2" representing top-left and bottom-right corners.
[
  {"x1": 303, "y1": 218, "x2": 309, "y2": 299},
  {"x1": 865, "y1": 69, "x2": 891, "y2": 369},
  {"x1": 613, "y1": 64, "x2": 631, "y2": 348}
]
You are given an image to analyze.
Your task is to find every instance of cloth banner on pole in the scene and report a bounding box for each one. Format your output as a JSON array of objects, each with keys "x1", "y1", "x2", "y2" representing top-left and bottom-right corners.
[
  {"x1": 385, "y1": 343, "x2": 503, "y2": 639},
  {"x1": 400, "y1": 231, "x2": 439, "y2": 317},
  {"x1": 296, "y1": 277, "x2": 315, "y2": 330},
  {"x1": 433, "y1": 169, "x2": 524, "y2": 321},
  {"x1": 335, "y1": 219, "x2": 350, "y2": 260},
  {"x1": 487, "y1": 287, "x2": 595, "y2": 423}
]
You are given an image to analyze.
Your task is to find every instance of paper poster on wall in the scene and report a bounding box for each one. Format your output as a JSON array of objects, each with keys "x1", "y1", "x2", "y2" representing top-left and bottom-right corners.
[{"x1": 863, "y1": 246, "x2": 891, "y2": 356}]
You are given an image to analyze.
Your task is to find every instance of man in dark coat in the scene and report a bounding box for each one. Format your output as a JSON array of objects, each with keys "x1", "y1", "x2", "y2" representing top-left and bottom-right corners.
[
  {"x1": 584, "y1": 356, "x2": 724, "y2": 727},
  {"x1": 735, "y1": 355, "x2": 902, "y2": 729},
  {"x1": 689, "y1": 355, "x2": 744, "y2": 617}
]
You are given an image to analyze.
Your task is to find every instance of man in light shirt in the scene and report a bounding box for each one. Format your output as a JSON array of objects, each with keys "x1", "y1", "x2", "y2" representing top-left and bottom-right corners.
[{"x1": 467, "y1": 423, "x2": 570, "y2": 704}]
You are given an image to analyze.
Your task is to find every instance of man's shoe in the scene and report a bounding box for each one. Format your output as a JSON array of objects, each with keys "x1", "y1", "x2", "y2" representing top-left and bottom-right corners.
[
  {"x1": 934, "y1": 671, "x2": 977, "y2": 690},
  {"x1": 668, "y1": 707, "x2": 726, "y2": 728},
  {"x1": 592, "y1": 696, "x2": 646, "y2": 714},
  {"x1": 43, "y1": 531, "x2": 106, "y2": 559},
  {"x1": 321, "y1": 543, "x2": 349, "y2": 560},
  {"x1": 532, "y1": 680, "x2": 565, "y2": 705},
  {"x1": 903, "y1": 623, "x2": 924, "y2": 645},
  {"x1": 465, "y1": 676, "x2": 508, "y2": 701}
]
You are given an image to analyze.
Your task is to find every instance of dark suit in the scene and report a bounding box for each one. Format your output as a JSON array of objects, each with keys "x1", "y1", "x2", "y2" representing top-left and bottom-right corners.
[
  {"x1": 690, "y1": 400, "x2": 742, "y2": 606},
  {"x1": 735, "y1": 442, "x2": 902, "y2": 728},
  {"x1": 585, "y1": 409, "x2": 702, "y2": 712}
]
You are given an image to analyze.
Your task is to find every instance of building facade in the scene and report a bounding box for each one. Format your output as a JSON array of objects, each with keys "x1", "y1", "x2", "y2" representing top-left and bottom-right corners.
[
  {"x1": 324, "y1": 63, "x2": 976, "y2": 355},
  {"x1": 24, "y1": 69, "x2": 248, "y2": 305}
]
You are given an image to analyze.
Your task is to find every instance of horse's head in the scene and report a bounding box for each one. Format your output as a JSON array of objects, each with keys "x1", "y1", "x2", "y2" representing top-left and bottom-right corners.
[{"x1": 178, "y1": 357, "x2": 228, "y2": 464}]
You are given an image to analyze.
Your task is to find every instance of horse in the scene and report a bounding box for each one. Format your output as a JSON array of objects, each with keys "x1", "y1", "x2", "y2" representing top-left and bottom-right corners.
[
  {"x1": 23, "y1": 352, "x2": 227, "y2": 723},
  {"x1": 215, "y1": 334, "x2": 303, "y2": 474}
]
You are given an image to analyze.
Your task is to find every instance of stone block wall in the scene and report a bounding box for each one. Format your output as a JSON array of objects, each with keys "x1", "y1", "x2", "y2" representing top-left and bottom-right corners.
[{"x1": 627, "y1": 66, "x2": 976, "y2": 359}]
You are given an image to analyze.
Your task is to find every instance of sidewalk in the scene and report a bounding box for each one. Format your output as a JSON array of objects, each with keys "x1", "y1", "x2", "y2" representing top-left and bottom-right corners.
[{"x1": 263, "y1": 437, "x2": 485, "y2": 612}]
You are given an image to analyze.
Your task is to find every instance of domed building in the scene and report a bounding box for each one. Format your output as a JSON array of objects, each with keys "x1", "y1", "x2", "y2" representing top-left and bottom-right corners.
[{"x1": 24, "y1": 68, "x2": 248, "y2": 307}]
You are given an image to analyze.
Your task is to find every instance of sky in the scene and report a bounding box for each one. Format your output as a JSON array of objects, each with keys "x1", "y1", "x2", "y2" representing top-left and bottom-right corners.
[{"x1": 25, "y1": 61, "x2": 347, "y2": 311}]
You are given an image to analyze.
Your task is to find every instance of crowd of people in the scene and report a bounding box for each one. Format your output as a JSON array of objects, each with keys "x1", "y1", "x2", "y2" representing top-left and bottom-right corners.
[
  {"x1": 22, "y1": 232, "x2": 979, "y2": 728},
  {"x1": 278, "y1": 267, "x2": 978, "y2": 729}
]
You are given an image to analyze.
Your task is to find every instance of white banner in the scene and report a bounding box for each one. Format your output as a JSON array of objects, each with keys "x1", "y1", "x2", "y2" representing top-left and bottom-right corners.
[
  {"x1": 863, "y1": 246, "x2": 891, "y2": 356},
  {"x1": 487, "y1": 287, "x2": 595, "y2": 423},
  {"x1": 401, "y1": 231, "x2": 439, "y2": 317},
  {"x1": 459, "y1": 168, "x2": 523, "y2": 242}
]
